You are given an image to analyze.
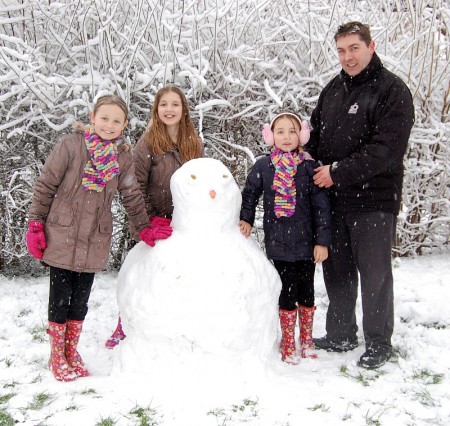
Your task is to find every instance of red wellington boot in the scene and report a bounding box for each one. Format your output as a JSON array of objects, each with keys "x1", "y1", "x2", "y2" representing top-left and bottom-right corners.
[
  {"x1": 65, "y1": 319, "x2": 90, "y2": 377},
  {"x1": 279, "y1": 309, "x2": 299, "y2": 364},
  {"x1": 105, "y1": 316, "x2": 126, "y2": 349},
  {"x1": 47, "y1": 321, "x2": 77, "y2": 382},
  {"x1": 299, "y1": 305, "x2": 317, "y2": 359}
]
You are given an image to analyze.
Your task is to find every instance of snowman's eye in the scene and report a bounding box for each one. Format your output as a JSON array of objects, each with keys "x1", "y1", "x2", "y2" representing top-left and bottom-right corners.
[
  {"x1": 223, "y1": 174, "x2": 229, "y2": 179},
  {"x1": 191, "y1": 174, "x2": 197, "y2": 180}
]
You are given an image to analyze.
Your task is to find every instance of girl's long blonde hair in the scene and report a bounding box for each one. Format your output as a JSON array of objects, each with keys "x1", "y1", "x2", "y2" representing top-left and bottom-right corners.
[{"x1": 143, "y1": 86, "x2": 202, "y2": 163}]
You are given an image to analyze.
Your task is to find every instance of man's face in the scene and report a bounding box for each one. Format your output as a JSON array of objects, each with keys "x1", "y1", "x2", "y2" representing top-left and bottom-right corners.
[{"x1": 336, "y1": 34, "x2": 375, "y2": 77}]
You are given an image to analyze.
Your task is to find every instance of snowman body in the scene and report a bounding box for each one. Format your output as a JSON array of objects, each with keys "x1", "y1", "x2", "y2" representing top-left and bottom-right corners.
[{"x1": 117, "y1": 158, "x2": 281, "y2": 370}]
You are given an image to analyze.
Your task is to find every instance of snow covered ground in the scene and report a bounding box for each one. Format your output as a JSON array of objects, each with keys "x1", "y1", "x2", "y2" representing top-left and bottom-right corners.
[{"x1": 1, "y1": 253, "x2": 449, "y2": 425}]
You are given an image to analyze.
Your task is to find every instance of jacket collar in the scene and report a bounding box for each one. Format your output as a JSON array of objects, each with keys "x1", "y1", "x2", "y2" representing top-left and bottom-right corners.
[{"x1": 340, "y1": 52, "x2": 383, "y2": 87}]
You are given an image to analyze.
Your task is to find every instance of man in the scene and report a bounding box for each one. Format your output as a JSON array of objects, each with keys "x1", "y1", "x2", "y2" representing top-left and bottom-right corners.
[{"x1": 307, "y1": 22, "x2": 414, "y2": 368}]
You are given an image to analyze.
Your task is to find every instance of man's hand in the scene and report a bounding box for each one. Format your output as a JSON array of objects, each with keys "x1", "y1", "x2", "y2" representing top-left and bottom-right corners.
[{"x1": 313, "y1": 165, "x2": 334, "y2": 188}]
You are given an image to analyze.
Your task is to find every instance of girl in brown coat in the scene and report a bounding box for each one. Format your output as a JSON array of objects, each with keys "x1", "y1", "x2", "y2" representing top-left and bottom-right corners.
[
  {"x1": 26, "y1": 95, "x2": 168, "y2": 382},
  {"x1": 105, "y1": 86, "x2": 204, "y2": 348}
]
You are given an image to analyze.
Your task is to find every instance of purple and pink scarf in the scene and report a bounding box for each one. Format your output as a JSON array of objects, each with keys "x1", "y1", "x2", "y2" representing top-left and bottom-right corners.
[
  {"x1": 81, "y1": 127, "x2": 120, "y2": 192},
  {"x1": 270, "y1": 148, "x2": 305, "y2": 218}
]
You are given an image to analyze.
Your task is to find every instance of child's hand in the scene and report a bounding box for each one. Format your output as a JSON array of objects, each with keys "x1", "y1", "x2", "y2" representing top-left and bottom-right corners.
[
  {"x1": 314, "y1": 245, "x2": 328, "y2": 264},
  {"x1": 26, "y1": 221, "x2": 47, "y2": 260},
  {"x1": 139, "y1": 224, "x2": 172, "y2": 247},
  {"x1": 239, "y1": 220, "x2": 252, "y2": 237}
]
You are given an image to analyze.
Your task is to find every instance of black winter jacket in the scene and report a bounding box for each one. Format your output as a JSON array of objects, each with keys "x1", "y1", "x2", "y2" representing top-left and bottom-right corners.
[
  {"x1": 240, "y1": 156, "x2": 331, "y2": 262},
  {"x1": 307, "y1": 53, "x2": 414, "y2": 214}
]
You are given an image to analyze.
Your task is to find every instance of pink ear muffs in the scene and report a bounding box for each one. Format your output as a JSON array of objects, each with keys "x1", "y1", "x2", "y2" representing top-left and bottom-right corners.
[
  {"x1": 262, "y1": 123, "x2": 275, "y2": 145},
  {"x1": 261, "y1": 113, "x2": 310, "y2": 146}
]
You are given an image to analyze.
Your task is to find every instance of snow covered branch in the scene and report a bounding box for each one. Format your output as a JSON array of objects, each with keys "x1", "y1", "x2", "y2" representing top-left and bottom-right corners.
[{"x1": 0, "y1": 0, "x2": 449, "y2": 272}]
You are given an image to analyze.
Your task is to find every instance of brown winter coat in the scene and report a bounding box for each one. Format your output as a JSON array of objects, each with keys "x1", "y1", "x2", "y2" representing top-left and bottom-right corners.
[
  {"x1": 28, "y1": 132, "x2": 149, "y2": 273},
  {"x1": 132, "y1": 135, "x2": 204, "y2": 221}
]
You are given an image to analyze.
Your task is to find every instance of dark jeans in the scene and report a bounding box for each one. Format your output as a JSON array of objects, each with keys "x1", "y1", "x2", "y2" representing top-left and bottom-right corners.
[
  {"x1": 323, "y1": 208, "x2": 395, "y2": 351},
  {"x1": 48, "y1": 266, "x2": 95, "y2": 324},
  {"x1": 273, "y1": 259, "x2": 315, "y2": 311}
]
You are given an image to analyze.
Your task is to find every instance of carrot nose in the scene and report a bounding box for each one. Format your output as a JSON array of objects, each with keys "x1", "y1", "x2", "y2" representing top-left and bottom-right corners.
[{"x1": 209, "y1": 190, "x2": 216, "y2": 199}]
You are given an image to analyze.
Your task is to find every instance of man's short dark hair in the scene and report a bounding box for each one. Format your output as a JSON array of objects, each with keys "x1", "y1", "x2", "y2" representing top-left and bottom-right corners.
[{"x1": 334, "y1": 21, "x2": 372, "y2": 46}]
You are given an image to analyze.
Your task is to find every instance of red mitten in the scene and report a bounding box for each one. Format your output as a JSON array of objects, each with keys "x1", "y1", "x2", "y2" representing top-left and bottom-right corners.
[
  {"x1": 139, "y1": 224, "x2": 173, "y2": 247},
  {"x1": 150, "y1": 216, "x2": 172, "y2": 228},
  {"x1": 26, "y1": 221, "x2": 47, "y2": 260}
]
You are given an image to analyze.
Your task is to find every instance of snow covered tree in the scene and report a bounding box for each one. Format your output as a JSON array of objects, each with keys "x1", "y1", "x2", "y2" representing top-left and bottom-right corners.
[{"x1": 0, "y1": 0, "x2": 448, "y2": 273}]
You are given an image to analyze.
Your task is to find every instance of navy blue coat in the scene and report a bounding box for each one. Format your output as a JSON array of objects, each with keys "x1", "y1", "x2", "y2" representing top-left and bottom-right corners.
[{"x1": 240, "y1": 155, "x2": 331, "y2": 262}]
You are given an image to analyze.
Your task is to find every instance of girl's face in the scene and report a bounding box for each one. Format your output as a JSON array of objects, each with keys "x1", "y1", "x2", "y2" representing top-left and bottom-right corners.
[
  {"x1": 90, "y1": 104, "x2": 128, "y2": 141},
  {"x1": 157, "y1": 91, "x2": 183, "y2": 128},
  {"x1": 273, "y1": 117, "x2": 300, "y2": 153}
]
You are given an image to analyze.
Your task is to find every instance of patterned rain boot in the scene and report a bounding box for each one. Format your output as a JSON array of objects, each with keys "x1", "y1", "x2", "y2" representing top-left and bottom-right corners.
[
  {"x1": 105, "y1": 316, "x2": 126, "y2": 349},
  {"x1": 47, "y1": 321, "x2": 77, "y2": 382},
  {"x1": 299, "y1": 305, "x2": 317, "y2": 359},
  {"x1": 65, "y1": 319, "x2": 90, "y2": 377},
  {"x1": 279, "y1": 309, "x2": 299, "y2": 364}
]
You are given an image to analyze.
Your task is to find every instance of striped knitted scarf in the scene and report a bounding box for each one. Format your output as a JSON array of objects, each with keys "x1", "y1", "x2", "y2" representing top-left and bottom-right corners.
[
  {"x1": 270, "y1": 148, "x2": 304, "y2": 218},
  {"x1": 81, "y1": 128, "x2": 120, "y2": 192}
]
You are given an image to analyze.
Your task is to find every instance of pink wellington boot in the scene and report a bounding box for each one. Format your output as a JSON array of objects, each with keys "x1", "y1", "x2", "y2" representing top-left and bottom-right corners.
[
  {"x1": 279, "y1": 309, "x2": 299, "y2": 364},
  {"x1": 47, "y1": 321, "x2": 77, "y2": 382},
  {"x1": 65, "y1": 319, "x2": 89, "y2": 377},
  {"x1": 299, "y1": 305, "x2": 318, "y2": 359},
  {"x1": 105, "y1": 316, "x2": 126, "y2": 349}
]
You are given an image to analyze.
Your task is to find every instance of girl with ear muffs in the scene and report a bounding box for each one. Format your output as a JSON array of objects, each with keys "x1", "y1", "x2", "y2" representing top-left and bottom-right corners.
[{"x1": 239, "y1": 112, "x2": 331, "y2": 364}]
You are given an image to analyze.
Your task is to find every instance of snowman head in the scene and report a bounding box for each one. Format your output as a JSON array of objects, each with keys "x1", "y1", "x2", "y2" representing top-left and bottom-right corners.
[{"x1": 170, "y1": 158, "x2": 242, "y2": 233}]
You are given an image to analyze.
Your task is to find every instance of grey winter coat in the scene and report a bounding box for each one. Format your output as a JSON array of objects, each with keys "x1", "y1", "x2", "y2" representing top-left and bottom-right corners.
[{"x1": 28, "y1": 131, "x2": 149, "y2": 273}]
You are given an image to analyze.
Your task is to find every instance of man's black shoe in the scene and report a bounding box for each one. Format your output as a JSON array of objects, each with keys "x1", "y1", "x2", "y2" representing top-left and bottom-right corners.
[
  {"x1": 313, "y1": 335, "x2": 358, "y2": 352},
  {"x1": 357, "y1": 347, "x2": 392, "y2": 369}
]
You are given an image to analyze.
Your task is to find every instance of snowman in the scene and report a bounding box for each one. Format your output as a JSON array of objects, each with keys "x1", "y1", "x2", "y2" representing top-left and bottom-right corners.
[{"x1": 116, "y1": 158, "x2": 281, "y2": 372}]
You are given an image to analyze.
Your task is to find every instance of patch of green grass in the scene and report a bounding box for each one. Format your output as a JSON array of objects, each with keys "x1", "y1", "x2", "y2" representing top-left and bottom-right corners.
[
  {"x1": 2, "y1": 358, "x2": 13, "y2": 368},
  {"x1": 18, "y1": 308, "x2": 32, "y2": 318},
  {"x1": 81, "y1": 388, "x2": 98, "y2": 395},
  {"x1": 207, "y1": 407, "x2": 227, "y2": 416},
  {"x1": 207, "y1": 398, "x2": 259, "y2": 424},
  {"x1": 364, "y1": 406, "x2": 388, "y2": 425},
  {"x1": 30, "y1": 373, "x2": 43, "y2": 384},
  {"x1": 0, "y1": 393, "x2": 15, "y2": 404},
  {"x1": 26, "y1": 391, "x2": 54, "y2": 410},
  {"x1": 207, "y1": 406, "x2": 230, "y2": 425},
  {"x1": 95, "y1": 416, "x2": 117, "y2": 426},
  {"x1": 307, "y1": 403, "x2": 329, "y2": 412},
  {"x1": 30, "y1": 324, "x2": 47, "y2": 343},
  {"x1": 340, "y1": 364, "x2": 349, "y2": 374},
  {"x1": 129, "y1": 404, "x2": 162, "y2": 426},
  {"x1": 342, "y1": 401, "x2": 361, "y2": 421},
  {"x1": 412, "y1": 386, "x2": 437, "y2": 407},
  {"x1": 365, "y1": 417, "x2": 381, "y2": 426},
  {"x1": 412, "y1": 369, "x2": 444, "y2": 385},
  {"x1": 0, "y1": 409, "x2": 15, "y2": 426},
  {"x1": 3, "y1": 381, "x2": 18, "y2": 389},
  {"x1": 340, "y1": 364, "x2": 383, "y2": 387},
  {"x1": 231, "y1": 397, "x2": 258, "y2": 417},
  {"x1": 65, "y1": 403, "x2": 79, "y2": 411}
]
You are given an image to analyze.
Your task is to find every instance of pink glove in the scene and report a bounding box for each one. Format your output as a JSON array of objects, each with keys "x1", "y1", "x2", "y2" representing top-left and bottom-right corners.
[
  {"x1": 150, "y1": 216, "x2": 172, "y2": 228},
  {"x1": 139, "y1": 224, "x2": 173, "y2": 247},
  {"x1": 26, "y1": 221, "x2": 47, "y2": 260}
]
